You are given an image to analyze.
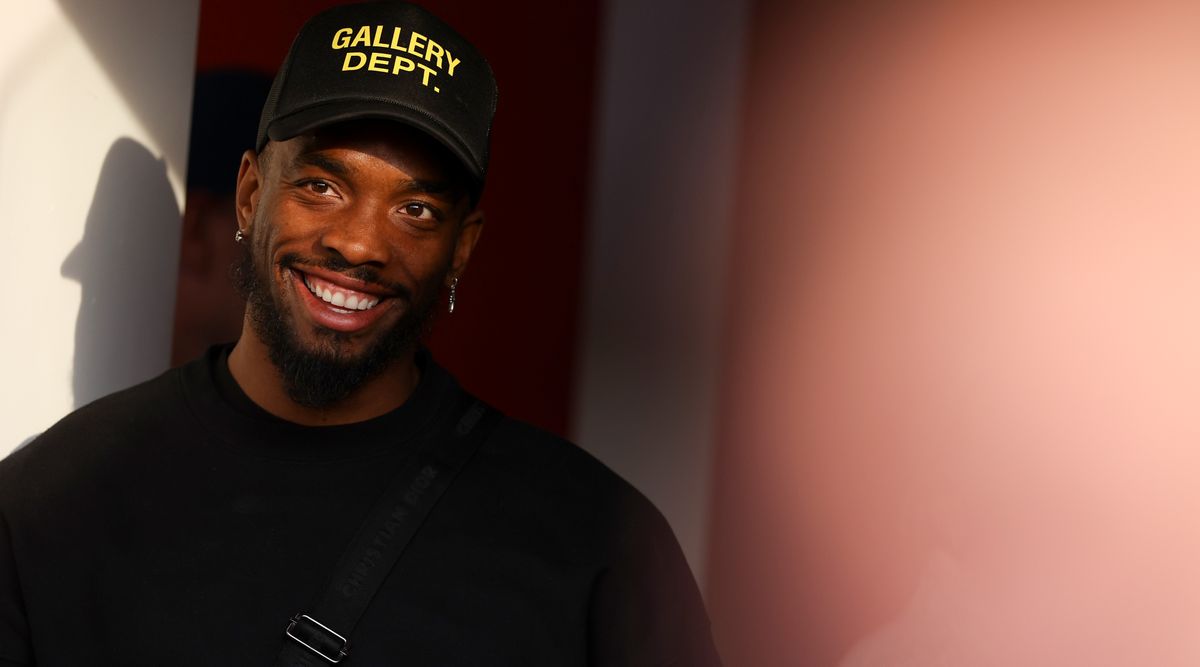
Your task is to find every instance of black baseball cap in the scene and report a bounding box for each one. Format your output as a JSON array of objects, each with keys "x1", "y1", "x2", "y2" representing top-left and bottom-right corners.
[{"x1": 256, "y1": 1, "x2": 498, "y2": 184}]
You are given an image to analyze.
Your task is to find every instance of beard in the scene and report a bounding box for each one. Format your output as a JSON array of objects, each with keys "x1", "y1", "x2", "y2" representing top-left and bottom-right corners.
[{"x1": 232, "y1": 246, "x2": 443, "y2": 409}]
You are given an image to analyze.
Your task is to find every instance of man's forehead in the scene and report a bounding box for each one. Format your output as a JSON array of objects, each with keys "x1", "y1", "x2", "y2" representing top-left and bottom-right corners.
[
  {"x1": 263, "y1": 120, "x2": 472, "y2": 202},
  {"x1": 271, "y1": 120, "x2": 460, "y2": 173}
]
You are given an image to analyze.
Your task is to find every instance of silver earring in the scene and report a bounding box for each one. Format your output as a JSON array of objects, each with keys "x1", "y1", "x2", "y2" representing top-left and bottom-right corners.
[
  {"x1": 448, "y1": 277, "x2": 459, "y2": 314},
  {"x1": 234, "y1": 229, "x2": 246, "y2": 243}
]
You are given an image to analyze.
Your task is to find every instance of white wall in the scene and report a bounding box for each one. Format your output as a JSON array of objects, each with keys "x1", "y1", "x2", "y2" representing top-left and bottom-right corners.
[
  {"x1": 0, "y1": 0, "x2": 199, "y2": 456},
  {"x1": 573, "y1": 0, "x2": 749, "y2": 585}
]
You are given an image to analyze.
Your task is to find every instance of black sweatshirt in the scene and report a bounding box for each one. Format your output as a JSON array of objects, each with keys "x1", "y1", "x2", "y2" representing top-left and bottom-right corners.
[{"x1": 0, "y1": 346, "x2": 720, "y2": 666}]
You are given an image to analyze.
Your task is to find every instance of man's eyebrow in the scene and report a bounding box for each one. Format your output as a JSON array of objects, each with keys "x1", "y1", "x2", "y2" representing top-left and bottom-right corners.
[{"x1": 291, "y1": 152, "x2": 351, "y2": 179}]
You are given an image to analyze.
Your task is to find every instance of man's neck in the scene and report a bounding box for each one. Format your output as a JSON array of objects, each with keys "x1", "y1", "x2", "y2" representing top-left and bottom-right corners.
[{"x1": 226, "y1": 325, "x2": 420, "y2": 427}]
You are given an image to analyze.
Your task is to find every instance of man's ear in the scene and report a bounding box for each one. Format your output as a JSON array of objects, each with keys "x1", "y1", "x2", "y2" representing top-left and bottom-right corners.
[
  {"x1": 450, "y1": 208, "x2": 485, "y2": 282},
  {"x1": 234, "y1": 149, "x2": 263, "y2": 235}
]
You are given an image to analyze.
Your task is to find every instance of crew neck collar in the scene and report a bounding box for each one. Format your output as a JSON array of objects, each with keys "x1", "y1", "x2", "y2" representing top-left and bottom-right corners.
[{"x1": 179, "y1": 344, "x2": 458, "y2": 462}]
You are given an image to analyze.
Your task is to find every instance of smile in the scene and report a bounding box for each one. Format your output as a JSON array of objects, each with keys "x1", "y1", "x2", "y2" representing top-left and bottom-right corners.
[
  {"x1": 289, "y1": 267, "x2": 397, "y2": 334},
  {"x1": 303, "y1": 274, "x2": 380, "y2": 311}
]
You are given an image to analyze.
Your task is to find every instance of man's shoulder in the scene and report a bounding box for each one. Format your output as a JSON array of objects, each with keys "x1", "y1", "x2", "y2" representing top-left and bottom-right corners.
[
  {"x1": 0, "y1": 367, "x2": 185, "y2": 497},
  {"x1": 26, "y1": 365, "x2": 183, "y2": 446},
  {"x1": 466, "y1": 413, "x2": 670, "y2": 541},
  {"x1": 481, "y1": 416, "x2": 639, "y2": 499}
]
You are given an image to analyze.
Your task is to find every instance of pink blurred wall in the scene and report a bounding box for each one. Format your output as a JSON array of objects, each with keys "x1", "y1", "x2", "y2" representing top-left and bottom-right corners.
[{"x1": 708, "y1": 2, "x2": 1200, "y2": 665}]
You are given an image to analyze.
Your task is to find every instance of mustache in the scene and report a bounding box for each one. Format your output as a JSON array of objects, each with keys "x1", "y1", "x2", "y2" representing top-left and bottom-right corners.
[{"x1": 279, "y1": 252, "x2": 412, "y2": 300}]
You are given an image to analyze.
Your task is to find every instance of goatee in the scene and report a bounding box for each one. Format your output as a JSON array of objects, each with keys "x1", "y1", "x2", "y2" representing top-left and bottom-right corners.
[{"x1": 232, "y1": 248, "x2": 441, "y2": 408}]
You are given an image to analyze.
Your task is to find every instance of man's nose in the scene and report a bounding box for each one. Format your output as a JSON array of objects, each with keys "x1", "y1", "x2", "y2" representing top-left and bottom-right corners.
[{"x1": 319, "y1": 202, "x2": 392, "y2": 266}]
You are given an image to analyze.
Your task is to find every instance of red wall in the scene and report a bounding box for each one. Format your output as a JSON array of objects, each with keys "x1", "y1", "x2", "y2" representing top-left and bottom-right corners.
[{"x1": 190, "y1": 0, "x2": 602, "y2": 436}]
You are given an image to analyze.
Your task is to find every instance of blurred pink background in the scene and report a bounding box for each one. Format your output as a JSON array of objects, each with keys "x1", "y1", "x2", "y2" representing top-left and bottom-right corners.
[{"x1": 709, "y1": 2, "x2": 1200, "y2": 665}]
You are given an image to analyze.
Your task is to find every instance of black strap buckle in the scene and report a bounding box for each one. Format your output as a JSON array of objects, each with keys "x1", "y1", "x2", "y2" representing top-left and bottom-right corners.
[{"x1": 285, "y1": 614, "x2": 351, "y2": 664}]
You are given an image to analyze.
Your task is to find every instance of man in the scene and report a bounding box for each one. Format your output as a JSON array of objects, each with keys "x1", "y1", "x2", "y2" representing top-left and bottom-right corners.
[{"x1": 0, "y1": 2, "x2": 721, "y2": 665}]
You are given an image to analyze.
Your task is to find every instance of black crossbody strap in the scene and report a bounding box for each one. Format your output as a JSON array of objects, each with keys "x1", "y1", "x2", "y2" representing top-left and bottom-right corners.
[{"x1": 275, "y1": 397, "x2": 502, "y2": 666}]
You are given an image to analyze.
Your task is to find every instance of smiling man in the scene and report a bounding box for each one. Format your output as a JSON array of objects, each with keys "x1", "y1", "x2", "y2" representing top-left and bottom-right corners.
[
  {"x1": 0, "y1": 2, "x2": 720, "y2": 666},
  {"x1": 229, "y1": 120, "x2": 478, "y2": 423}
]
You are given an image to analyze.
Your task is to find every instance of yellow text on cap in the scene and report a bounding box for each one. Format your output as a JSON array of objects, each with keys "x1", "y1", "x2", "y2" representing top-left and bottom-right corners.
[{"x1": 331, "y1": 25, "x2": 462, "y2": 75}]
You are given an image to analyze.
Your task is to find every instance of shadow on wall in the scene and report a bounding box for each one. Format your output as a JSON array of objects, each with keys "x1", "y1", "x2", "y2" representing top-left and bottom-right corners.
[
  {"x1": 61, "y1": 138, "x2": 181, "y2": 408},
  {"x1": 55, "y1": 0, "x2": 198, "y2": 170}
]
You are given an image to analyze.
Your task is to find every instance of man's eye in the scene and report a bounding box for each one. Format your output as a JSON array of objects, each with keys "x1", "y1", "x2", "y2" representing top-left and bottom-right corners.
[
  {"x1": 402, "y1": 203, "x2": 436, "y2": 220},
  {"x1": 305, "y1": 180, "x2": 333, "y2": 195}
]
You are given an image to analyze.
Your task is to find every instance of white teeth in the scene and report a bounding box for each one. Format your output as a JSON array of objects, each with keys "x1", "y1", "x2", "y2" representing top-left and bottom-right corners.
[{"x1": 304, "y1": 274, "x2": 380, "y2": 310}]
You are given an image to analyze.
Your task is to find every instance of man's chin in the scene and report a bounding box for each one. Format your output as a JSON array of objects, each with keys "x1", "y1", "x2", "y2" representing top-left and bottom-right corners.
[
  {"x1": 298, "y1": 319, "x2": 384, "y2": 353},
  {"x1": 235, "y1": 247, "x2": 440, "y2": 408},
  {"x1": 265, "y1": 330, "x2": 391, "y2": 407},
  {"x1": 266, "y1": 303, "x2": 434, "y2": 408}
]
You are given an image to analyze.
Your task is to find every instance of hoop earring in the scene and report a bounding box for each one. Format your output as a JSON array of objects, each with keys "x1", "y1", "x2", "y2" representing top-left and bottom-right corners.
[
  {"x1": 234, "y1": 229, "x2": 246, "y2": 243},
  {"x1": 448, "y1": 277, "x2": 459, "y2": 314}
]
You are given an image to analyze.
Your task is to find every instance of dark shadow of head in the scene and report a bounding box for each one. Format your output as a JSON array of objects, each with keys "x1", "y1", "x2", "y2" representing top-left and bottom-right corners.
[{"x1": 61, "y1": 137, "x2": 181, "y2": 408}]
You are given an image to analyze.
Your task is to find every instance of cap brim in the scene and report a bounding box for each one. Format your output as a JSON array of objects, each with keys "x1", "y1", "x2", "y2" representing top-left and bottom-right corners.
[{"x1": 265, "y1": 100, "x2": 484, "y2": 184}]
